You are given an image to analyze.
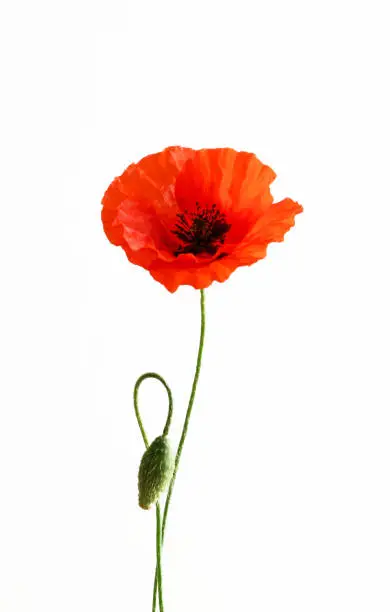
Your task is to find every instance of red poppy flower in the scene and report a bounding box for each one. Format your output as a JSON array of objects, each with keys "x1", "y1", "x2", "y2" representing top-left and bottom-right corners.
[{"x1": 102, "y1": 147, "x2": 303, "y2": 292}]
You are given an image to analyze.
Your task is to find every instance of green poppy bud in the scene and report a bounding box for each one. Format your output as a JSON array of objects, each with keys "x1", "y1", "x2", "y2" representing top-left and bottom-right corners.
[{"x1": 138, "y1": 435, "x2": 174, "y2": 510}]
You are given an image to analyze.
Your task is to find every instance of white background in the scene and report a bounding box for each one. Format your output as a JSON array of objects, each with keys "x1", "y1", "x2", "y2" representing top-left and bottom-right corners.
[{"x1": 1, "y1": 1, "x2": 389, "y2": 611}]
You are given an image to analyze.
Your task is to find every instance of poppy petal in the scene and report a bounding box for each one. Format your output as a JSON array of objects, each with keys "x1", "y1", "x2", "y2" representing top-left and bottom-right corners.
[
  {"x1": 240, "y1": 198, "x2": 303, "y2": 247},
  {"x1": 102, "y1": 146, "x2": 195, "y2": 253},
  {"x1": 175, "y1": 148, "x2": 276, "y2": 216}
]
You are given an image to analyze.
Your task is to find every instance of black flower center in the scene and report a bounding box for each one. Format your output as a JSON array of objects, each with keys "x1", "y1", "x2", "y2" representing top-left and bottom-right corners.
[{"x1": 172, "y1": 203, "x2": 231, "y2": 257}]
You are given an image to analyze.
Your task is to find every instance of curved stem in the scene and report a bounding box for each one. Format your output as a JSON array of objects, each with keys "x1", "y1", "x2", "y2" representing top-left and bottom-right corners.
[
  {"x1": 133, "y1": 372, "x2": 174, "y2": 448},
  {"x1": 163, "y1": 289, "x2": 206, "y2": 536},
  {"x1": 152, "y1": 289, "x2": 206, "y2": 611},
  {"x1": 133, "y1": 371, "x2": 173, "y2": 612}
]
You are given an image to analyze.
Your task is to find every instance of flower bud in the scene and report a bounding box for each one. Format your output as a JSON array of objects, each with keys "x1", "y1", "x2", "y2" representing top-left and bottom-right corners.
[{"x1": 138, "y1": 436, "x2": 174, "y2": 510}]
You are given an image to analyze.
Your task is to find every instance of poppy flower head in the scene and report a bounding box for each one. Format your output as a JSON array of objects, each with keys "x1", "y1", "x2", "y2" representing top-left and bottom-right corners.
[{"x1": 102, "y1": 147, "x2": 303, "y2": 292}]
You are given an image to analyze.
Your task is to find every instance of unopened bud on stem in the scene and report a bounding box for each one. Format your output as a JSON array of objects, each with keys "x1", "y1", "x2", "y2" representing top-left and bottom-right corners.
[{"x1": 138, "y1": 435, "x2": 174, "y2": 510}]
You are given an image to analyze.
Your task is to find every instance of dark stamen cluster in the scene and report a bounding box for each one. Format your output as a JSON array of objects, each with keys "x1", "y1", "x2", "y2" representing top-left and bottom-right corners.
[{"x1": 172, "y1": 203, "x2": 231, "y2": 257}]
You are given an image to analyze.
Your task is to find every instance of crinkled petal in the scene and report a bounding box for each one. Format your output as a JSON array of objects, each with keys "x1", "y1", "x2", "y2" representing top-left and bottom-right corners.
[
  {"x1": 239, "y1": 198, "x2": 303, "y2": 247},
  {"x1": 175, "y1": 148, "x2": 276, "y2": 215},
  {"x1": 102, "y1": 146, "x2": 195, "y2": 254}
]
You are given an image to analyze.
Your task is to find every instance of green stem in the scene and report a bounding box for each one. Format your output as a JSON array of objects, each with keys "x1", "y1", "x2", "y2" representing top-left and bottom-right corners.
[
  {"x1": 155, "y1": 502, "x2": 164, "y2": 612},
  {"x1": 152, "y1": 289, "x2": 206, "y2": 611},
  {"x1": 134, "y1": 373, "x2": 173, "y2": 448},
  {"x1": 163, "y1": 289, "x2": 206, "y2": 536}
]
